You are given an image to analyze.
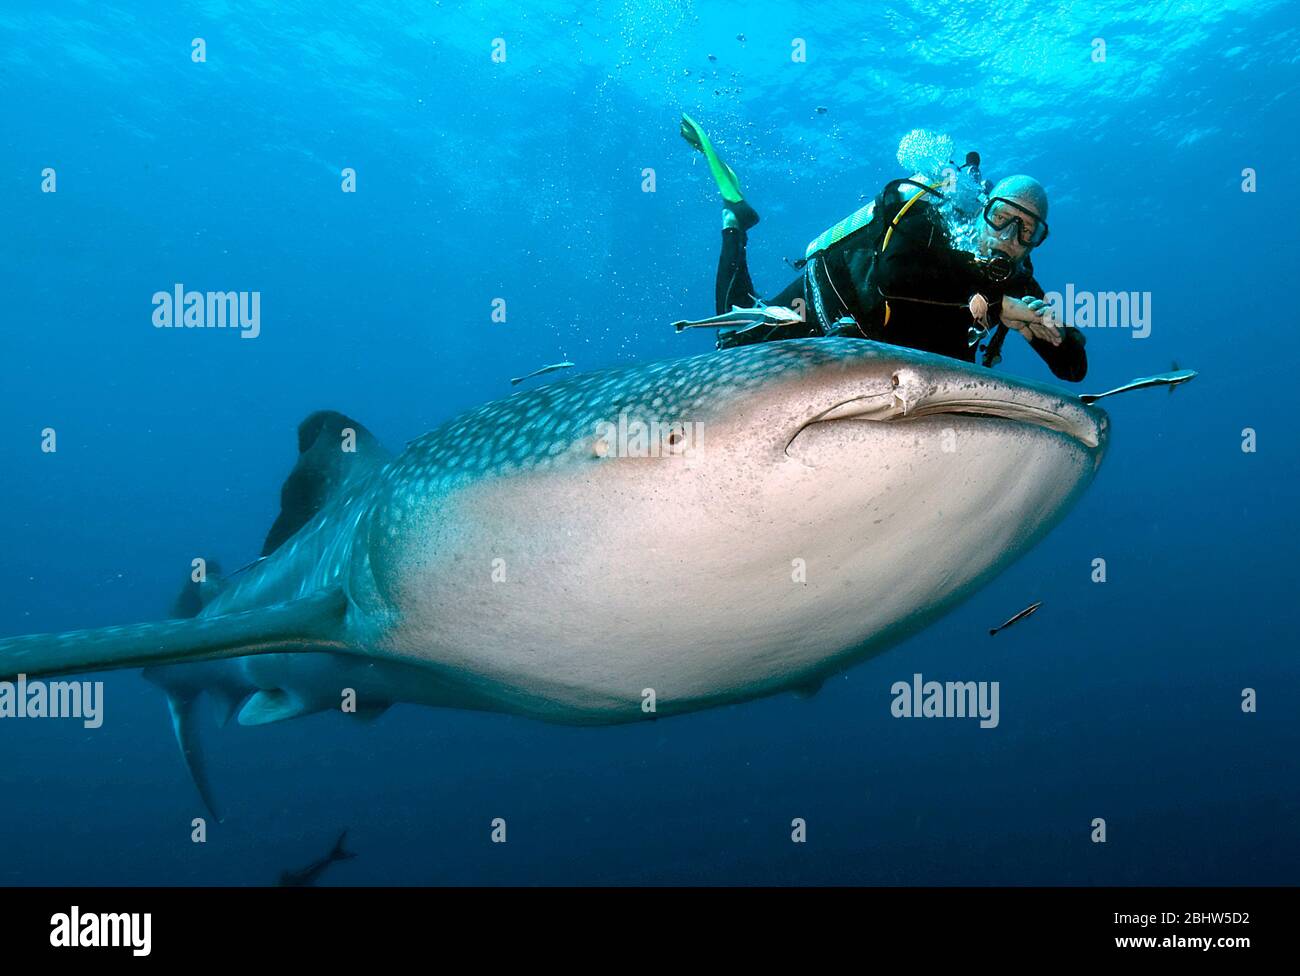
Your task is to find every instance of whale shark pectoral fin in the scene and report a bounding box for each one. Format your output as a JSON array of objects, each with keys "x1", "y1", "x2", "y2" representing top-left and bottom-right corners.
[
  {"x1": 0, "y1": 588, "x2": 353, "y2": 681},
  {"x1": 238, "y1": 689, "x2": 317, "y2": 726},
  {"x1": 163, "y1": 689, "x2": 224, "y2": 822},
  {"x1": 238, "y1": 692, "x2": 390, "y2": 726},
  {"x1": 792, "y1": 678, "x2": 825, "y2": 699},
  {"x1": 352, "y1": 703, "x2": 390, "y2": 723}
]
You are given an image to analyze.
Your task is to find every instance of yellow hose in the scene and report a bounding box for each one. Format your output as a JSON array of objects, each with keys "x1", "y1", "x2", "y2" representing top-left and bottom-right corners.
[{"x1": 880, "y1": 179, "x2": 945, "y2": 253}]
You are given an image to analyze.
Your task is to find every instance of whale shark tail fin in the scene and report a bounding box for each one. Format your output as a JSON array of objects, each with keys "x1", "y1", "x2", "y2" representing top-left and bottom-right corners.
[
  {"x1": 0, "y1": 588, "x2": 352, "y2": 682},
  {"x1": 126, "y1": 413, "x2": 388, "y2": 818},
  {"x1": 262, "y1": 411, "x2": 390, "y2": 556}
]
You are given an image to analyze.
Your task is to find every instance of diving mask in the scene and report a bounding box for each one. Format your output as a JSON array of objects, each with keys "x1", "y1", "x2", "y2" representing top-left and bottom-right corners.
[{"x1": 983, "y1": 197, "x2": 1049, "y2": 247}]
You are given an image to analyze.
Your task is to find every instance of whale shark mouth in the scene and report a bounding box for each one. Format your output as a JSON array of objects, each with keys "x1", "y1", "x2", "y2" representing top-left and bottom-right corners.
[
  {"x1": 804, "y1": 383, "x2": 1105, "y2": 450},
  {"x1": 901, "y1": 398, "x2": 1103, "y2": 449}
]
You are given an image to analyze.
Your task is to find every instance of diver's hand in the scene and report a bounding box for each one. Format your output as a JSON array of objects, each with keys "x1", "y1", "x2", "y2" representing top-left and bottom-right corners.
[{"x1": 1001, "y1": 295, "x2": 1062, "y2": 347}]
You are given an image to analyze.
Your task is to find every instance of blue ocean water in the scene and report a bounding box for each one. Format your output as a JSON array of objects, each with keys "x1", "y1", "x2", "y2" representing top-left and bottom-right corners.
[{"x1": 1, "y1": 0, "x2": 1297, "y2": 885}]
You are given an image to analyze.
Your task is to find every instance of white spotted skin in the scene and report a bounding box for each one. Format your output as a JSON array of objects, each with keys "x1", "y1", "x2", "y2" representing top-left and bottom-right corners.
[
  {"x1": 256, "y1": 339, "x2": 1106, "y2": 725},
  {"x1": 1, "y1": 340, "x2": 1107, "y2": 729}
]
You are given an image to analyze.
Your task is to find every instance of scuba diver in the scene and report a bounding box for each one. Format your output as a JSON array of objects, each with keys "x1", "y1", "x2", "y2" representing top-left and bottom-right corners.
[{"x1": 678, "y1": 115, "x2": 1087, "y2": 382}]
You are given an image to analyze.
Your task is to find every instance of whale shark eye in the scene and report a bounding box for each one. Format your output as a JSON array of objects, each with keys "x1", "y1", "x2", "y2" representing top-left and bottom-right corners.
[{"x1": 891, "y1": 373, "x2": 901, "y2": 388}]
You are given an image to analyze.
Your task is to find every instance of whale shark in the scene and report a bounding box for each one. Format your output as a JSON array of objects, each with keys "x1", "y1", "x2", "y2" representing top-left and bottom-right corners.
[{"x1": 1, "y1": 338, "x2": 1131, "y2": 813}]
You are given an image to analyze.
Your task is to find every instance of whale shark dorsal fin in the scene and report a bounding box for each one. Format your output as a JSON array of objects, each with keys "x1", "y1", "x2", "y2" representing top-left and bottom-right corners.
[
  {"x1": 171, "y1": 559, "x2": 226, "y2": 619},
  {"x1": 261, "y1": 411, "x2": 391, "y2": 556}
]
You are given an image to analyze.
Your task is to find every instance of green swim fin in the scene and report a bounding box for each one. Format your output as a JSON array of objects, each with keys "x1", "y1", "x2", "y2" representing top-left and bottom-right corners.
[{"x1": 680, "y1": 113, "x2": 759, "y2": 229}]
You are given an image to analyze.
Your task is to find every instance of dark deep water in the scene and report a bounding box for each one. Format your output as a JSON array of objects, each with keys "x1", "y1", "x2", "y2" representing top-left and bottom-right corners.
[{"x1": 1, "y1": 0, "x2": 1297, "y2": 884}]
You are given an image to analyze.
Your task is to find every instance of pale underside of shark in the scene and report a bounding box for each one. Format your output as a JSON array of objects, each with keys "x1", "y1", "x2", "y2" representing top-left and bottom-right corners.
[{"x1": 2, "y1": 338, "x2": 1184, "y2": 815}]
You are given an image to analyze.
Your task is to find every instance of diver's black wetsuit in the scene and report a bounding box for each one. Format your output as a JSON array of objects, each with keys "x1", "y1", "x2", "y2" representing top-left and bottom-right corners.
[{"x1": 714, "y1": 182, "x2": 1088, "y2": 382}]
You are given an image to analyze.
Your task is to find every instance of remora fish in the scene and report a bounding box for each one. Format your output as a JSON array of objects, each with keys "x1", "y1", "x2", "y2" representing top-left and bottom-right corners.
[
  {"x1": 988, "y1": 601, "x2": 1043, "y2": 636},
  {"x1": 672, "y1": 304, "x2": 805, "y2": 332},
  {"x1": 3, "y1": 339, "x2": 1139, "y2": 806},
  {"x1": 510, "y1": 361, "x2": 575, "y2": 386},
  {"x1": 1079, "y1": 369, "x2": 1196, "y2": 404},
  {"x1": 278, "y1": 830, "x2": 356, "y2": 887}
]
